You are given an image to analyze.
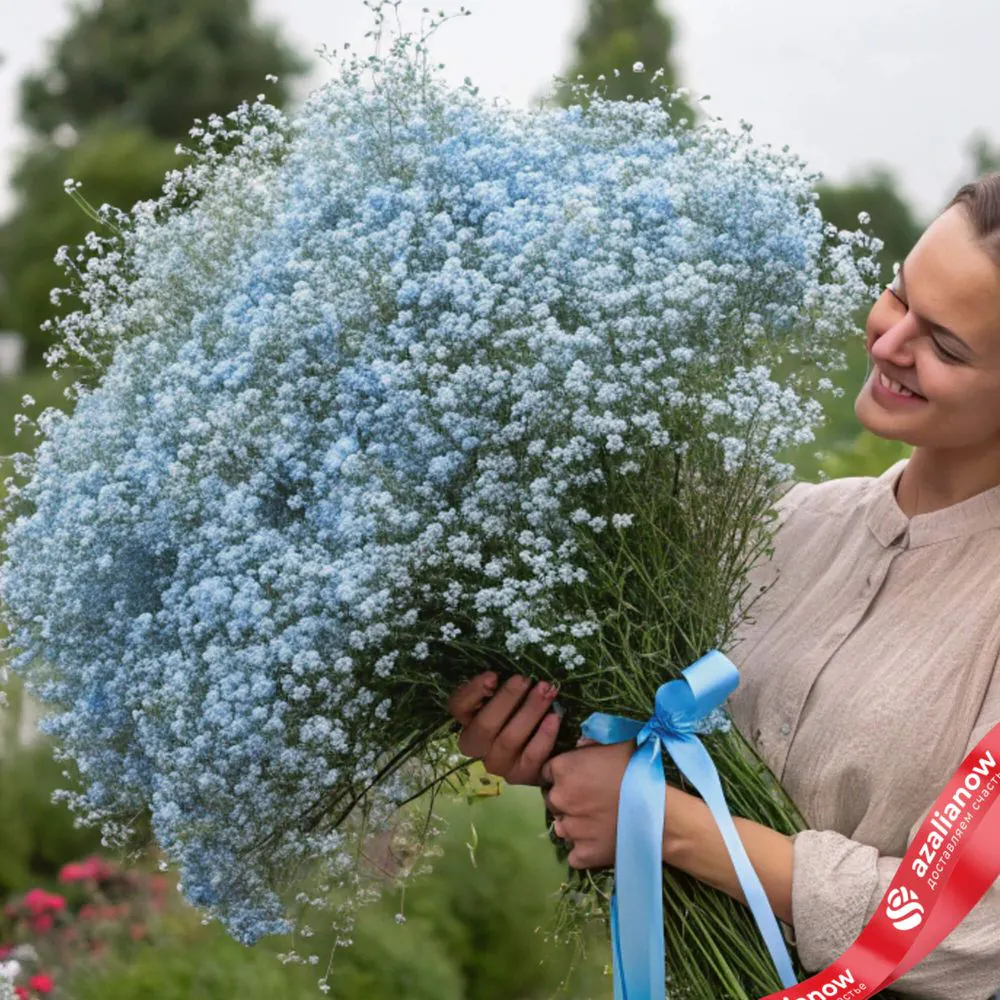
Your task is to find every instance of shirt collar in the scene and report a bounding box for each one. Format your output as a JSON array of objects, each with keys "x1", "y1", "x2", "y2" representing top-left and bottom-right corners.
[{"x1": 866, "y1": 458, "x2": 1000, "y2": 549}]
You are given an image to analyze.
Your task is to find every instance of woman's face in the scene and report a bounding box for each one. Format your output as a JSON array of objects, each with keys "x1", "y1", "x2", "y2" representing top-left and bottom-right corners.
[{"x1": 855, "y1": 205, "x2": 1000, "y2": 452}]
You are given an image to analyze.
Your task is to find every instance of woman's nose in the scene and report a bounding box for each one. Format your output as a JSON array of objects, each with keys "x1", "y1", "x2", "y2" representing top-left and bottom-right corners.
[{"x1": 871, "y1": 315, "x2": 918, "y2": 367}]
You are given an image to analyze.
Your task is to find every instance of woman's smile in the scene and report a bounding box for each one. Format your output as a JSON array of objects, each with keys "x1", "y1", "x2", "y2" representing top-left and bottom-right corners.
[{"x1": 870, "y1": 363, "x2": 928, "y2": 405}]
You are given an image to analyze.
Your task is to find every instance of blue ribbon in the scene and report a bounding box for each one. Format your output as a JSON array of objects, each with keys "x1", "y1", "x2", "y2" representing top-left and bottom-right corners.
[{"x1": 581, "y1": 649, "x2": 798, "y2": 1000}]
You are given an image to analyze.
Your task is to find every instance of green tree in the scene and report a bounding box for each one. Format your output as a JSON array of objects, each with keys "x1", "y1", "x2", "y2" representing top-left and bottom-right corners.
[
  {"x1": 20, "y1": 0, "x2": 306, "y2": 142},
  {"x1": 816, "y1": 168, "x2": 924, "y2": 286},
  {"x1": 0, "y1": 0, "x2": 307, "y2": 367},
  {"x1": 779, "y1": 169, "x2": 924, "y2": 480},
  {"x1": 965, "y1": 131, "x2": 1000, "y2": 178},
  {"x1": 559, "y1": 0, "x2": 695, "y2": 124},
  {"x1": 0, "y1": 128, "x2": 180, "y2": 364}
]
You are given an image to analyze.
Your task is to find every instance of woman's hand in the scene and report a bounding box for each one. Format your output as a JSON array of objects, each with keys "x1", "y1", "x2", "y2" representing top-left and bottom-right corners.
[
  {"x1": 447, "y1": 671, "x2": 562, "y2": 786},
  {"x1": 543, "y1": 742, "x2": 796, "y2": 921},
  {"x1": 540, "y1": 740, "x2": 635, "y2": 869}
]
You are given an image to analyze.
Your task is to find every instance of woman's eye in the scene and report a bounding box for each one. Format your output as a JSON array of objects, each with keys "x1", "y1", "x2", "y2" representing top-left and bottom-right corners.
[
  {"x1": 932, "y1": 339, "x2": 964, "y2": 364},
  {"x1": 885, "y1": 283, "x2": 906, "y2": 307}
]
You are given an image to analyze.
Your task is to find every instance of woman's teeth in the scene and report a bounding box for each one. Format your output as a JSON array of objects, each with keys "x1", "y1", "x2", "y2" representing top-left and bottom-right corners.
[{"x1": 878, "y1": 370, "x2": 918, "y2": 398}]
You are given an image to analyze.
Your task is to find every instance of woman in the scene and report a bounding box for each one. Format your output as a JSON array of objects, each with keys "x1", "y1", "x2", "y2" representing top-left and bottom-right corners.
[{"x1": 448, "y1": 173, "x2": 1000, "y2": 999}]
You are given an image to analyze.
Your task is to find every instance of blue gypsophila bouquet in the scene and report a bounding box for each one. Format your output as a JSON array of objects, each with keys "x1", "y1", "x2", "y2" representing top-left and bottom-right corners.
[{"x1": 0, "y1": 6, "x2": 880, "y2": 996}]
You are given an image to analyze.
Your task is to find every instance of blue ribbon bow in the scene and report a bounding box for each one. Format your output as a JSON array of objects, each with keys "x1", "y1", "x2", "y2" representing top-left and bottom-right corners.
[{"x1": 580, "y1": 649, "x2": 798, "y2": 1000}]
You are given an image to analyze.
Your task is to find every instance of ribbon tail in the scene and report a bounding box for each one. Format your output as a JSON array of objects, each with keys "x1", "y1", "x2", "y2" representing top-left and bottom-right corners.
[
  {"x1": 614, "y1": 738, "x2": 668, "y2": 1000},
  {"x1": 610, "y1": 891, "x2": 626, "y2": 1000},
  {"x1": 667, "y1": 735, "x2": 799, "y2": 990}
]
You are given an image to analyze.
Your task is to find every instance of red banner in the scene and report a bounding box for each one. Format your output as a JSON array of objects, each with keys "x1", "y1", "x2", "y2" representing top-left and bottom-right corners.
[{"x1": 760, "y1": 725, "x2": 1000, "y2": 998}]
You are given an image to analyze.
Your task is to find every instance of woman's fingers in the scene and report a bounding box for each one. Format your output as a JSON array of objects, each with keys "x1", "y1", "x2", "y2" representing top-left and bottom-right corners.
[
  {"x1": 450, "y1": 673, "x2": 561, "y2": 785},
  {"x1": 481, "y1": 680, "x2": 559, "y2": 779},
  {"x1": 447, "y1": 671, "x2": 498, "y2": 727},
  {"x1": 506, "y1": 704, "x2": 561, "y2": 785},
  {"x1": 458, "y1": 674, "x2": 530, "y2": 757}
]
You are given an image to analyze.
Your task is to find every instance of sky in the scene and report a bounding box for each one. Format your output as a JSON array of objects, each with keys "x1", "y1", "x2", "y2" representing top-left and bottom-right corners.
[{"x1": 1, "y1": 0, "x2": 999, "y2": 222}]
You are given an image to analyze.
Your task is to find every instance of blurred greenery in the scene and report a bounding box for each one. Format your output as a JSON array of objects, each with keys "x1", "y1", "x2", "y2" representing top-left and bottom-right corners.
[
  {"x1": 19, "y1": 0, "x2": 306, "y2": 142},
  {"x1": 967, "y1": 132, "x2": 1000, "y2": 178},
  {"x1": 557, "y1": 0, "x2": 696, "y2": 124},
  {"x1": 0, "y1": 0, "x2": 307, "y2": 366},
  {"x1": 53, "y1": 789, "x2": 610, "y2": 1000},
  {"x1": 0, "y1": 129, "x2": 180, "y2": 365},
  {"x1": 0, "y1": 683, "x2": 103, "y2": 899},
  {"x1": 816, "y1": 168, "x2": 924, "y2": 286}
]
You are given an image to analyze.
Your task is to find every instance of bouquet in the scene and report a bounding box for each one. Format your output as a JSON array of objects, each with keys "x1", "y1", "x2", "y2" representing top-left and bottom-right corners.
[{"x1": 0, "y1": 6, "x2": 879, "y2": 996}]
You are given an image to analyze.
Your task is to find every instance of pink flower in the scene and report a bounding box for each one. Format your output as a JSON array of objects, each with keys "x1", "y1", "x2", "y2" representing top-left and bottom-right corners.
[
  {"x1": 0, "y1": 944, "x2": 10, "y2": 958},
  {"x1": 58, "y1": 856, "x2": 111, "y2": 884},
  {"x1": 28, "y1": 974, "x2": 54, "y2": 995},
  {"x1": 57, "y1": 863, "x2": 86, "y2": 883},
  {"x1": 14, "y1": 987, "x2": 29, "y2": 1000},
  {"x1": 21, "y1": 890, "x2": 65, "y2": 917}
]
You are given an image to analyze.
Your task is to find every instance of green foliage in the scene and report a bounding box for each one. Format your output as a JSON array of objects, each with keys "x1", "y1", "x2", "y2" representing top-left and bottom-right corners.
[
  {"x1": 0, "y1": 128, "x2": 180, "y2": 366},
  {"x1": 0, "y1": 367, "x2": 76, "y2": 454},
  {"x1": 782, "y1": 168, "x2": 924, "y2": 480},
  {"x1": 965, "y1": 131, "x2": 1000, "y2": 178},
  {"x1": 778, "y1": 333, "x2": 872, "y2": 483},
  {"x1": 34, "y1": 786, "x2": 607, "y2": 1000},
  {"x1": 816, "y1": 168, "x2": 924, "y2": 286},
  {"x1": 1, "y1": 0, "x2": 308, "y2": 367},
  {"x1": 63, "y1": 912, "x2": 316, "y2": 1000},
  {"x1": 0, "y1": 703, "x2": 103, "y2": 897},
  {"x1": 818, "y1": 430, "x2": 911, "y2": 481},
  {"x1": 558, "y1": 0, "x2": 696, "y2": 124},
  {"x1": 19, "y1": 0, "x2": 307, "y2": 142}
]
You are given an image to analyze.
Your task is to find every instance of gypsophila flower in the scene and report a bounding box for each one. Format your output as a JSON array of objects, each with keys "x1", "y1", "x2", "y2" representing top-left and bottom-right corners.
[{"x1": 0, "y1": 2, "x2": 875, "y2": 964}]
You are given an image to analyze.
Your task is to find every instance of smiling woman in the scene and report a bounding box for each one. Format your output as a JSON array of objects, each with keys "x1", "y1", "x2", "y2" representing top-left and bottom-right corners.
[
  {"x1": 857, "y1": 181, "x2": 1000, "y2": 509},
  {"x1": 451, "y1": 173, "x2": 1000, "y2": 999}
]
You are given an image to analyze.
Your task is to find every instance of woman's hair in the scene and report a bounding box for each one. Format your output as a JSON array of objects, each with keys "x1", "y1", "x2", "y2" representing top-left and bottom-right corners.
[{"x1": 948, "y1": 173, "x2": 1000, "y2": 265}]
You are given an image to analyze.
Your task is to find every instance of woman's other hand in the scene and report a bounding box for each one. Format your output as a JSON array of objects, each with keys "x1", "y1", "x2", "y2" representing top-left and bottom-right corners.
[
  {"x1": 541, "y1": 740, "x2": 634, "y2": 869},
  {"x1": 447, "y1": 672, "x2": 562, "y2": 785}
]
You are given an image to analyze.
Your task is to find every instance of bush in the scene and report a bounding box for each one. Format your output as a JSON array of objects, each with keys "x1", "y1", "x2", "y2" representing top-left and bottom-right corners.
[
  {"x1": 0, "y1": 735, "x2": 103, "y2": 899},
  {"x1": 53, "y1": 788, "x2": 609, "y2": 1000}
]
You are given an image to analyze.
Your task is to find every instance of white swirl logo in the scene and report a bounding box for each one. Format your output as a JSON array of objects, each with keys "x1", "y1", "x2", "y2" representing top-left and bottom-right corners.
[{"x1": 886, "y1": 886, "x2": 925, "y2": 931}]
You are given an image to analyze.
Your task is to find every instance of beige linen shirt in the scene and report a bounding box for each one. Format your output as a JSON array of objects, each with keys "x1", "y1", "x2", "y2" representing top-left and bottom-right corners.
[{"x1": 727, "y1": 458, "x2": 1000, "y2": 1000}]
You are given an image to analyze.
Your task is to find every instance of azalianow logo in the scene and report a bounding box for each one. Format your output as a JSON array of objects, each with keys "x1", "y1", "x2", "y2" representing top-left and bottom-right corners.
[{"x1": 885, "y1": 886, "x2": 924, "y2": 931}]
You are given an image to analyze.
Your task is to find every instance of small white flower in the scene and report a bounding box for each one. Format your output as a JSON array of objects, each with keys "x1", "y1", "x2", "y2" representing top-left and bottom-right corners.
[{"x1": 0, "y1": 961, "x2": 21, "y2": 982}]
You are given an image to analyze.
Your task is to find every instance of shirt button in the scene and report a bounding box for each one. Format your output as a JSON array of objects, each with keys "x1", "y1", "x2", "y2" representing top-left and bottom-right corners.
[{"x1": 779, "y1": 722, "x2": 791, "y2": 737}]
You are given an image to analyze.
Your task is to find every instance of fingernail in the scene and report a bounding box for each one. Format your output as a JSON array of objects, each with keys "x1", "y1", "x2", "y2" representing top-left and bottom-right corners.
[
  {"x1": 543, "y1": 712, "x2": 560, "y2": 732},
  {"x1": 482, "y1": 672, "x2": 497, "y2": 690},
  {"x1": 536, "y1": 681, "x2": 551, "y2": 697}
]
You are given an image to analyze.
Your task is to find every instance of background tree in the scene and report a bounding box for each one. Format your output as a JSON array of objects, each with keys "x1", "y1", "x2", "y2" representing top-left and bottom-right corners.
[
  {"x1": 816, "y1": 167, "x2": 924, "y2": 285},
  {"x1": 19, "y1": 0, "x2": 306, "y2": 142},
  {"x1": 558, "y1": 0, "x2": 696, "y2": 123},
  {"x1": 0, "y1": 128, "x2": 181, "y2": 362},
  {"x1": 783, "y1": 168, "x2": 924, "y2": 480},
  {"x1": 965, "y1": 131, "x2": 1000, "y2": 178},
  {"x1": 0, "y1": 0, "x2": 307, "y2": 367}
]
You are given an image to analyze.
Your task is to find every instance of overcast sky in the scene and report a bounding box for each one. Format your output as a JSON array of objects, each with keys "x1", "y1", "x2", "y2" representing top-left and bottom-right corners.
[{"x1": 1, "y1": 0, "x2": 999, "y2": 222}]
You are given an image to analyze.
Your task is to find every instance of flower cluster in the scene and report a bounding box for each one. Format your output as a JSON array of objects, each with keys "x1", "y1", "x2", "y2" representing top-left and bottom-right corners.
[
  {"x1": 0, "y1": 945, "x2": 52, "y2": 999},
  {"x1": 3, "y1": 896, "x2": 64, "y2": 939},
  {"x1": 0, "y1": 856, "x2": 168, "y2": 993},
  {"x1": 57, "y1": 857, "x2": 115, "y2": 885},
  {"x1": 0, "y1": 17, "x2": 878, "y2": 950}
]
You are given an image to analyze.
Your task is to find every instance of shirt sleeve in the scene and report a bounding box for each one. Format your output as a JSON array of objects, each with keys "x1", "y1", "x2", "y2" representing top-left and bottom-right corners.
[{"x1": 789, "y1": 665, "x2": 1000, "y2": 1000}]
